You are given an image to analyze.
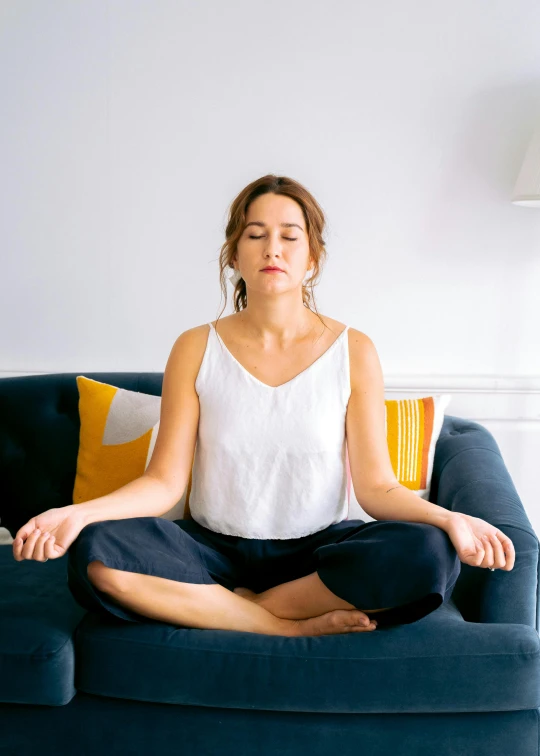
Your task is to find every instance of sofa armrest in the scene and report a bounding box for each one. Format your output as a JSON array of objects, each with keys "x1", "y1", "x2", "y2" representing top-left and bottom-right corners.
[{"x1": 431, "y1": 415, "x2": 539, "y2": 630}]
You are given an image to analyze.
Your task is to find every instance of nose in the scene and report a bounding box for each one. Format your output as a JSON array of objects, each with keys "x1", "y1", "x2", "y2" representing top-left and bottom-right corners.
[{"x1": 264, "y1": 230, "x2": 287, "y2": 251}]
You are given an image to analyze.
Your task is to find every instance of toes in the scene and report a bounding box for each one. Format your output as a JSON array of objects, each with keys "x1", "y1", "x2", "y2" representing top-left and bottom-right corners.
[
  {"x1": 347, "y1": 611, "x2": 377, "y2": 629},
  {"x1": 350, "y1": 611, "x2": 375, "y2": 626},
  {"x1": 330, "y1": 610, "x2": 377, "y2": 631}
]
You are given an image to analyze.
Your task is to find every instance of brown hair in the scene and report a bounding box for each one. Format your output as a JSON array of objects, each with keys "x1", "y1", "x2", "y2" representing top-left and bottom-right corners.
[{"x1": 214, "y1": 174, "x2": 328, "y2": 331}]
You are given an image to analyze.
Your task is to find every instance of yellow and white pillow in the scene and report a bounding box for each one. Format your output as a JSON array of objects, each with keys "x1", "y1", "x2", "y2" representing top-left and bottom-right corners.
[{"x1": 72, "y1": 376, "x2": 190, "y2": 521}]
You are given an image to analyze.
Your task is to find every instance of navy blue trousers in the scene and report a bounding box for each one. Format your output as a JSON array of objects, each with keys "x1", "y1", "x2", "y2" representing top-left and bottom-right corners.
[{"x1": 67, "y1": 516, "x2": 461, "y2": 629}]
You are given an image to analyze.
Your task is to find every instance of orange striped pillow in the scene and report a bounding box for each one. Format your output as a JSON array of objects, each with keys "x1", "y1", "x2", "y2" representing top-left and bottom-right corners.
[{"x1": 345, "y1": 394, "x2": 451, "y2": 503}]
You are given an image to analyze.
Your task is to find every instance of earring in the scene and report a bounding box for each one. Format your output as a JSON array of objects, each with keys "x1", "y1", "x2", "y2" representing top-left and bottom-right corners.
[{"x1": 228, "y1": 267, "x2": 242, "y2": 286}]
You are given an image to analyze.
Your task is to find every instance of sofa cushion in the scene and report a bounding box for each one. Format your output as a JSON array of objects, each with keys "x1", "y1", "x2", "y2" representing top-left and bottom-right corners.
[
  {"x1": 0, "y1": 545, "x2": 87, "y2": 706},
  {"x1": 73, "y1": 598, "x2": 540, "y2": 714}
]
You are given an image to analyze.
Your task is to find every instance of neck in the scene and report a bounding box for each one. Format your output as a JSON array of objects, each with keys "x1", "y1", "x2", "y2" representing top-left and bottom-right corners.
[{"x1": 236, "y1": 308, "x2": 322, "y2": 346}]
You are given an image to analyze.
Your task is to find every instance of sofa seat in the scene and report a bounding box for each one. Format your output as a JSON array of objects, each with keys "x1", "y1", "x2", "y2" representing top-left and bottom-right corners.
[
  {"x1": 73, "y1": 596, "x2": 540, "y2": 714},
  {"x1": 3, "y1": 538, "x2": 540, "y2": 716},
  {"x1": 0, "y1": 546, "x2": 86, "y2": 706}
]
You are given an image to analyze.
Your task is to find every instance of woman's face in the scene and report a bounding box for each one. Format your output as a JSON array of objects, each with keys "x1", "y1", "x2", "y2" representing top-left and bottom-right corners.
[{"x1": 234, "y1": 193, "x2": 312, "y2": 290}]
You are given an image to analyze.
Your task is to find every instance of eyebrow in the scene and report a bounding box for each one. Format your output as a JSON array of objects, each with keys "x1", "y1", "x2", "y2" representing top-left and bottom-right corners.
[{"x1": 245, "y1": 221, "x2": 305, "y2": 232}]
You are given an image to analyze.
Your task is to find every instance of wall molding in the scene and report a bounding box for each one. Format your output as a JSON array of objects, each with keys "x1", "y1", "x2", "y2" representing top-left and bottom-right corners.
[
  {"x1": 3, "y1": 371, "x2": 540, "y2": 422},
  {"x1": 384, "y1": 375, "x2": 540, "y2": 393},
  {"x1": 384, "y1": 375, "x2": 540, "y2": 423}
]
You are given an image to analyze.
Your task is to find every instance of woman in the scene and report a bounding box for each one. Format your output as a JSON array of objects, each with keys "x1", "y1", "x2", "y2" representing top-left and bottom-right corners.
[{"x1": 12, "y1": 174, "x2": 513, "y2": 636}]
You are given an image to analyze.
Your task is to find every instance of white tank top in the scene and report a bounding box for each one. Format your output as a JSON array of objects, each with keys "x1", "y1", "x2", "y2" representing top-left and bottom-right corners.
[{"x1": 188, "y1": 321, "x2": 352, "y2": 539}]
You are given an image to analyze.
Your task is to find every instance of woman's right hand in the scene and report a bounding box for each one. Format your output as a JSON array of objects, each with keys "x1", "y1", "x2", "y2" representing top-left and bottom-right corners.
[{"x1": 12, "y1": 505, "x2": 88, "y2": 562}]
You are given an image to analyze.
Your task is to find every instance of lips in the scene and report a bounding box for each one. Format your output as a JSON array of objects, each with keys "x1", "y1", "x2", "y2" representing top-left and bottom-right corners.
[{"x1": 261, "y1": 267, "x2": 284, "y2": 272}]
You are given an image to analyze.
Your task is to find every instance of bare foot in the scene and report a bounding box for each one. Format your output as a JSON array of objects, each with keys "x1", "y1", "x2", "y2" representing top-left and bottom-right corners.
[
  {"x1": 290, "y1": 609, "x2": 378, "y2": 637},
  {"x1": 233, "y1": 586, "x2": 258, "y2": 601}
]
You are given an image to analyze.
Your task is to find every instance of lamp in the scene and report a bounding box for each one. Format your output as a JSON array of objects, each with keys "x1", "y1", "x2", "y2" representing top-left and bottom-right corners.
[{"x1": 512, "y1": 124, "x2": 540, "y2": 207}]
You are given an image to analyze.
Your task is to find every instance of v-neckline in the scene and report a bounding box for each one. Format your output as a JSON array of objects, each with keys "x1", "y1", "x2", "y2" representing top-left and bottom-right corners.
[{"x1": 209, "y1": 322, "x2": 349, "y2": 390}]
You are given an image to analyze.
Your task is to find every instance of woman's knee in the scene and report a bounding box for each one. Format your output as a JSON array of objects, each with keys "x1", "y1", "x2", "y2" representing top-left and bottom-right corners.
[
  {"x1": 400, "y1": 523, "x2": 461, "y2": 598},
  {"x1": 73, "y1": 520, "x2": 115, "y2": 552},
  {"x1": 404, "y1": 522, "x2": 456, "y2": 561}
]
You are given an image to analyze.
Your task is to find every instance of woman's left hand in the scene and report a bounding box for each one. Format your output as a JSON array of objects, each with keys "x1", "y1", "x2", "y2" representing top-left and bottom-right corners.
[{"x1": 444, "y1": 513, "x2": 515, "y2": 571}]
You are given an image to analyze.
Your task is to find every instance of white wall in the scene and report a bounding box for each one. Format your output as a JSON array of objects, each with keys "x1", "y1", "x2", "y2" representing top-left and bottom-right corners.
[{"x1": 1, "y1": 0, "x2": 540, "y2": 542}]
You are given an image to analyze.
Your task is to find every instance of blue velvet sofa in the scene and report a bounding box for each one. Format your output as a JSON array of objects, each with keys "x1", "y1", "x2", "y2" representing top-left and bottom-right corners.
[{"x1": 1, "y1": 372, "x2": 539, "y2": 756}]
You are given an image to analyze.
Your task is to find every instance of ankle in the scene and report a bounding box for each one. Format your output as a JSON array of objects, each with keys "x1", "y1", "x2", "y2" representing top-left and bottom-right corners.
[{"x1": 277, "y1": 617, "x2": 300, "y2": 636}]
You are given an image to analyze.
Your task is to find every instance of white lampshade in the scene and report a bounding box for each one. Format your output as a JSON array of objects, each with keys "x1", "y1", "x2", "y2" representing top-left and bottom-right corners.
[{"x1": 512, "y1": 125, "x2": 540, "y2": 207}]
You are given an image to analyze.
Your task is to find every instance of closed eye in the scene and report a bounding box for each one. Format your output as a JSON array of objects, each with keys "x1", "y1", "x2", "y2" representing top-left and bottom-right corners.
[{"x1": 249, "y1": 235, "x2": 297, "y2": 241}]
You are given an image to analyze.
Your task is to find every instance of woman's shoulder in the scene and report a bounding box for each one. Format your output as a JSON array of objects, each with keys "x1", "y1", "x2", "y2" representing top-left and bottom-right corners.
[
  {"x1": 321, "y1": 315, "x2": 369, "y2": 344},
  {"x1": 322, "y1": 315, "x2": 347, "y2": 334}
]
